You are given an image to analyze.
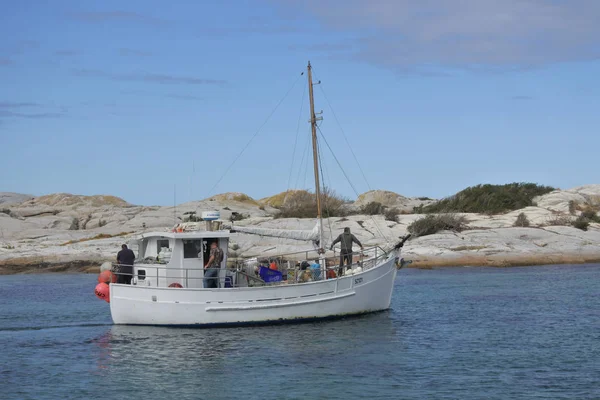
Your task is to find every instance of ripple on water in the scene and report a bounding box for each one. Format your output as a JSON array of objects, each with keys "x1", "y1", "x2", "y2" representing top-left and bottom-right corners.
[{"x1": 0, "y1": 265, "x2": 599, "y2": 399}]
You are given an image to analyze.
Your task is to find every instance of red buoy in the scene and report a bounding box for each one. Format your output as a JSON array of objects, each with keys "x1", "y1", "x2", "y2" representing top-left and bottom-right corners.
[
  {"x1": 169, "y1": 282, "x2": 183, "y2": 288},
  {"x1": 94, "y1": 282, "x2": 110, "y2": 303},
  {"x1": 98, "y1": 270, "x2": 114, "y2": 284}
]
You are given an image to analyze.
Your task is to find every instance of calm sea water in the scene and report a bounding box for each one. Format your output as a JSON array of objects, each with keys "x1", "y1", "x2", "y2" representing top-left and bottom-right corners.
[{"x1": 1, "y1": 264, "x2": 599, "y2": 400}]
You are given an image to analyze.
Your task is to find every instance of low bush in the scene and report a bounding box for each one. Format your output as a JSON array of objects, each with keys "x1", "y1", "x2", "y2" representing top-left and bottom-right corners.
[
  {"x1": 513, "y1": 212, "x2": 530, "y2": 227},
  {"x1": 414, "y1": 182, "x2": 555, "y2": 214},
  {"x1": 581, "y1": 209, "x2": 600, "y2": 223},
  {"x1": 229, "y1": 212, "x2": 247, "y2": 222},
  {"x1": 568, "y1": 200, "x2": 576, "y2": 215},
  {"x1": 384, "y1": 207, "x2": 400, "y2": 222},
  {"x1": 276, "y1": 187, "x2": 348, "y2": 218},
  {"x1": 572, "y1": 215, "x2": 590, "y2": 231},
  {"x1": 546, "y1": 215, "x2": 571, "y2": 226},
  {"x1": 69, "y1": 217, "x2": 80, "y2": 231},
  {"x1": 361, "y1": 201, "x2": 384, "y2": 215},
  {"x1": 183, "y1": 212, "x2": 202, "y2": 222},
  {"x1": 407, "y1": 213, "x2": 467, "y2": 237}
]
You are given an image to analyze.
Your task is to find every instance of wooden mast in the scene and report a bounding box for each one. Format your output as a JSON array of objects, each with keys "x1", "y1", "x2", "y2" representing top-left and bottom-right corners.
[{"x1": 307, "y1": 61, "x2": 324, "y2": 251}]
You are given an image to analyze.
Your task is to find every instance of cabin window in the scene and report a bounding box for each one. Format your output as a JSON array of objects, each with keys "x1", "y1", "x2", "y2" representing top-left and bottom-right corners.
[
  {"x1": 157, "y1": 239, "x2": 169, "y2": 253},
  {"x1": 183, "y1": 239, "x2": 203, "y2": 259}
]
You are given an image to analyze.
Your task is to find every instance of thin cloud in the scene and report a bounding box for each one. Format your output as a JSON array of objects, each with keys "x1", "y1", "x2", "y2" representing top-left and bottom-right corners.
[
  {"x1": 118, "y1": 48, "x2": 152, "y2": 57},
  {"x1": 69, "y1": 11, "x2": 165, "y2": 25},
  {"x1": 0, "y1": 102, "x2": 40, "y2": 108},
  {"x1": 511, "y1": 95, "x2": 534, "y2": 101},
  {"x1": 165, "y1": 94, "x2": 203, "y2": 101},
  {"x1": 55, "y1": 50, "x2": 80, "y2": 56},
  {"x1": 279, "y1": 0, "x2": 600, "y2": 71},
  {"x1": 288, "y1": 43, "x2": 353, "y2": 52},
  {"x1": 120, "y1": 90, "x2": 203, "y2": 101},
  {"x1": 73, "y1": 68, "x2": 226, "y2": 85},
  {"x1": 0, "y1": 110, "x2": 65, "y2": 119}
]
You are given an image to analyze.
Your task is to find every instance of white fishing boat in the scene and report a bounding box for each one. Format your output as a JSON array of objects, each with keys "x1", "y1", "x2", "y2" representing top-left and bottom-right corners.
[{"x1": 95, "y1": 62, "x2": 411, "y2": 326}]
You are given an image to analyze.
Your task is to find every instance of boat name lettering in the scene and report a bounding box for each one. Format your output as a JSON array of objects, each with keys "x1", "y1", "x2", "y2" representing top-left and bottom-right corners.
[{"x1": 354, "y1": 277, "x2": 363, "y2": 285}]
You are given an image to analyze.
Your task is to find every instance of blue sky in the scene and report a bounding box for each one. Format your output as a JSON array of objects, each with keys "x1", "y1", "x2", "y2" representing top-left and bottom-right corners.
[{"x1": 1, "y1": 0, "x2": 599, "y2": 206}]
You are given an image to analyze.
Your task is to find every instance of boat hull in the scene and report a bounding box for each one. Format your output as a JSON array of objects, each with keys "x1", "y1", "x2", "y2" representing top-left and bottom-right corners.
[{"x1": 109, "y1": 256, "x2": 398, "y2": 326}]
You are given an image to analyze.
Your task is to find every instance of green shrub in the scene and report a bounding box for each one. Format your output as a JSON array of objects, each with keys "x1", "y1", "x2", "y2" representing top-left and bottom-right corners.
[
  {"x1": 183, "y1": 212, "x2": 202, "y2": 222},
  {"x1": 581, "y1": 209, "x2": 600, "y2": 223},
  {"x1": 229, "y1": 212, "x2": 247, "y2": 222},
  {"x1": 362, "y1": 201, "x2": 384, "y2": 215},
  {"x1": 415, "y1": 183, "x2": 555, "y2": 214},
  {"x1": 513, "y1": 212, "x2": 530, "y2": 227},
  {"x1": 546, "y1": 216, "x2": 572, "y2": 226},
  {"x1": 568, "y1": 200, "x2": 576, "y2": 215},
  {"x1": 69, "y1": 217, "x2": 80, "y2": 231},
  {"x1": 572, "y1": 215, "x2": 590, "y2": 231},
  {"x1": 384, "y1": 207, "x2": 400, "y2": 222},
  {"x1": 276, "y1": 187, "x2": 348, "y2": 218},
  {"x1": 407, "y1": 213, "x2": 467, "y2": 237}
]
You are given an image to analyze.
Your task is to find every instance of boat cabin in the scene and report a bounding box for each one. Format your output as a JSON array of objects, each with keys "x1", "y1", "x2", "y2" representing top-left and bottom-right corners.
[{"x1": 131, "y1": 229, "x2": 230, "y2": 289}]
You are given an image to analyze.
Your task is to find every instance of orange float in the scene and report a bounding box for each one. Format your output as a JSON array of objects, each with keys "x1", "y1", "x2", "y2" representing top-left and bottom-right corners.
[
  {"x1": 94, "y1": 282, "x2": 110, "y2": 303},
  {"x1": 97, "y1": 270, "x2": 114, "y2": 284}
]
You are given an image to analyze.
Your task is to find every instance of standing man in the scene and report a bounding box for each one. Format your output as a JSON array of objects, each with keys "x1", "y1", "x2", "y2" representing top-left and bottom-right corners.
[
  {"x1": 330, "y1": 227, "x2": 363, "y2": 276},
  {"x1": 116, "y1": 244, "x2": 135, "y2": 284},
  {"x1": 203, "y1": 241, "x2": 224, "y2": 288}
]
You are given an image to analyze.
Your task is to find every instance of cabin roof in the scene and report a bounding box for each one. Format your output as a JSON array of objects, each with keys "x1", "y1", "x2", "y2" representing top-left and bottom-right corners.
[{"x1": 138, "y1": 230, "x2": 231, "y2": 240}]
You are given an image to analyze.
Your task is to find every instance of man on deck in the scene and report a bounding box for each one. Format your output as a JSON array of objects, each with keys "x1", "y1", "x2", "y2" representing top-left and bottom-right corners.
[
  {"x1": 330, "y1": 227, "x2": 363, "y2": 276},
  {"x1": 116, "y1": 244, "x2": 136, "y2": 284},
  {"x1": 203, "y1": 241, "x2": 224, "y2": 288}
]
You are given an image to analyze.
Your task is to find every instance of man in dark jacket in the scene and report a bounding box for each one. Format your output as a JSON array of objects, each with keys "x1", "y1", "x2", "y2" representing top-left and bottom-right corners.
[
  {"x1": 330, "y1": 227, "x2": 363, "y2": 276},
  {"x1": 116, "y1": 244, "x2": 136, "y2": 284}
]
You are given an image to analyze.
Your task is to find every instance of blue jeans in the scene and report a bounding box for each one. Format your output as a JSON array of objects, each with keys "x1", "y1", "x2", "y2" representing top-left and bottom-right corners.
[{"x1": 204, "y1": 267, "x2": 219, "y2": 288}]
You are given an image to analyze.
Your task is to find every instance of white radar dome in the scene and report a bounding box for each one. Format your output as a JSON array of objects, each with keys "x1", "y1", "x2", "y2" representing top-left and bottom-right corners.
[{"x1": 201, "y1": 211, "x2": 221, "y2": 221}]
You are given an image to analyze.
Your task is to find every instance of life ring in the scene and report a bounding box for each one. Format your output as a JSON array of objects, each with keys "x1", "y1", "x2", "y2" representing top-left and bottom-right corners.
[{"x1": 168, "y1": 282, "x2": 183, "y2": 288}]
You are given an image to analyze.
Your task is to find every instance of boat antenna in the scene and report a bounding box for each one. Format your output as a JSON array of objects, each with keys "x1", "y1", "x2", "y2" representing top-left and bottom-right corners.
[
  {"x1": 173, "y1": 184, "x2": 176, "y2": 228},
  {"x1": 307, "y1": 61, "x2": 324, "y2": 253}
]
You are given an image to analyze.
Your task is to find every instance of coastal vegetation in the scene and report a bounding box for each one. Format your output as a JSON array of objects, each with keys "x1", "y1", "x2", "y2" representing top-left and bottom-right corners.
[
  {"x1": 545, "y1": 209, "x2": 599, "y2": 231},
  {"x1": 413, "y1": 183, "x2": 556, "y2": 214},
  {"x1": 571, "y1": 209, "x2": 599, "y2": 231},
  {"x1": 383, "y1": 207, "x2": 400, "y2": 222},
  {"x1": 276, "y1": 187, "x2": 348, "y2": 218},
  {"x1": 546, "y1": 215, "x2": 572, "y2": 226},
  {"x1": 407, "y1": 213, "x2": 467, "y2": 237},
  {"x1": 572, "y1": 216, "x2": 590, "y2": 231},
  {"x1": 513, "y1": 212, "x2": 530, "y2": 227},
  {"x1": 358, "y1": 201, "x2": 400, "y2": 222}
]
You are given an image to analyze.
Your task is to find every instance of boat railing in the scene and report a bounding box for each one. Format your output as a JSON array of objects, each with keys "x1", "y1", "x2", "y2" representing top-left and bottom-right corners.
[
  {"x1": 110, "y1": 245, "x2": 391, "y2": 289},
  {"x1": 239, "y1": 245, "x2": 388, "y2": 265}
]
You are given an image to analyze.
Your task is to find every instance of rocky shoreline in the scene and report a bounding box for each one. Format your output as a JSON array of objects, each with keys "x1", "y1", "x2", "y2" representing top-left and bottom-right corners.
[
  {"x1": 1, "y1": 186, "x2": 599, "y2": 275},
  {"x1": 2, "y1": 254, "x2": 600, "y2": 276}
]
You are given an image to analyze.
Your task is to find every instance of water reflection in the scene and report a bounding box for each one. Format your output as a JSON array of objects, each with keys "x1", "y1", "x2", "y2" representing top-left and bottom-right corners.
[{"x1": 88, "y1": 312, "x2": 402, "y2": 397}]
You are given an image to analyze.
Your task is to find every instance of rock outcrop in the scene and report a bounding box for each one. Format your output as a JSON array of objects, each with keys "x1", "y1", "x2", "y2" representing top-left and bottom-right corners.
[
  {"x1": 0, "y1": 192, "x2": 33, "y2": 205},
  {"x1": 534, "y1": 184, "x2": 600, "y2": 213},
  {"x1": 353, "y1": 190, "x2": 435, "y2": 212},
  {"x1": 1, "y1": 186, "x2": 599, "y2": 274}
]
